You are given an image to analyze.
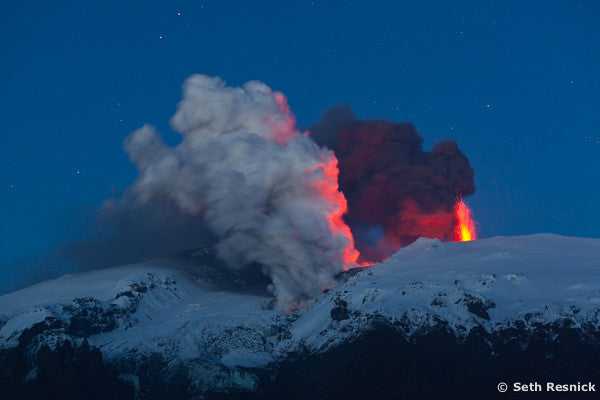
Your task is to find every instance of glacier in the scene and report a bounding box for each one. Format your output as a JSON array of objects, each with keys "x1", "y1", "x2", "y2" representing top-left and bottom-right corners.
[{"x1": 1, "y1": 233, "x2": 599, "y2": 399}]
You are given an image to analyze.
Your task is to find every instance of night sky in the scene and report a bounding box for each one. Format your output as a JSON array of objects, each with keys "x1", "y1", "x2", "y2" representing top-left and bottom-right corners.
[{"x1": 1, "y1": 1, "x2": 599, "y2": 290}]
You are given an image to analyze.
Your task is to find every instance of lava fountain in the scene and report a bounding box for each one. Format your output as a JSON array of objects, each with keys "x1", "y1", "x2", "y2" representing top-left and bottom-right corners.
[{"x1": 453, "y1": 197, "x2": 477, "y2": 242}]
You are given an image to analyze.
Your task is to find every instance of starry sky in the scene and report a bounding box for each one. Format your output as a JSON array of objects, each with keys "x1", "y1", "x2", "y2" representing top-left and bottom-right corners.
[{"x1": 1, "y1": 1, "x2": 599, "y2": 288}]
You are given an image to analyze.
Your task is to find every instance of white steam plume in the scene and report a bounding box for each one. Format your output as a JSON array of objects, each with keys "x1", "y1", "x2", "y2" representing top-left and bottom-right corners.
[{"x1": 117, "y1": 75, "x2": 355, "y2": 309}]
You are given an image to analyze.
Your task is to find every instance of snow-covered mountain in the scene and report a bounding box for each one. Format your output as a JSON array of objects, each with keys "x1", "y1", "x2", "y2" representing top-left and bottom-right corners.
[{"x1": 1, "y1": 234, "x2": 600, "y2": 399}]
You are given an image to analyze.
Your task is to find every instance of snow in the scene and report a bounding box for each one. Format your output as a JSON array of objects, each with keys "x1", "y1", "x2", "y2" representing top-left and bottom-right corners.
[
  {"x1": 275, "y1": 234, "x2": 600, "y2": 350},
  {"x1": 0, "y1": 263, "x2": 179, "y2": 313},
  {"x1": 1, "y1": 233, "x2": 600, "y2": 378},
  {"x1": 0, "y1": 307, "x2": 51, "y2": 340}
]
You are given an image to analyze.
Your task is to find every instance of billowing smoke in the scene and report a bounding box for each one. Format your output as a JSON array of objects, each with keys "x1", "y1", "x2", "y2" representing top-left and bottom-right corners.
[
  {"x1": 310, "y1": 105, "x2": 475, "y2": 263},
  {"x1": 107, "y1": 75, "x2": 359, "y2": 309},
  {"x1": 67, "y1": 76, "x2": 476, "y2": 310}
]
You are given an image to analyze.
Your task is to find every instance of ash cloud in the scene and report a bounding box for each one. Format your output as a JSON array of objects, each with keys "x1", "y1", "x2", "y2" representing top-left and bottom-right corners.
[
  {"x1": 64, "y1": 200, "x2": 215, "y2": 270},
  {"x1": 80, "y1": 75, "x2": 355, "y2": 309},
  {"x1": 62, "y1": 78, "x2": 475, "y2": 308},
  {"x1": 310, "y1": 105, "x2": 475, "y2": 263}
]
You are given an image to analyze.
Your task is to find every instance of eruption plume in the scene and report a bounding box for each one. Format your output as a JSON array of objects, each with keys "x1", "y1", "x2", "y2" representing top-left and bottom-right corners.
[
  {"x1": 81, "y1": 76, "x2": 477, "y2": 310},
  {"x1": 110, "y1": 75, "x2": 360, "y2": 309},
  {"x1": 310, "y1": 105, "x2": 476, "y2": 264}
]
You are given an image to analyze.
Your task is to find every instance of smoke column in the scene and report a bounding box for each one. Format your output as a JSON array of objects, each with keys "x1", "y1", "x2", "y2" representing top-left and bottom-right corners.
[
  {"x1": 85, "y1": 76, "x2": 476, "y2": 309},
  {"x1": 310, "y1": 105, "x2": 475, "y2": 264},
  {"x1": 113, "y1": 75, "x2": 359, "y2": 309}
]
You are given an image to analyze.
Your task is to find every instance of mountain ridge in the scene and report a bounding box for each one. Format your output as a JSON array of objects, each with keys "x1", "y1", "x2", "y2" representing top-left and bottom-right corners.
[{"x1": 1, "y1": 233, "x2": 599, "y2": 399}]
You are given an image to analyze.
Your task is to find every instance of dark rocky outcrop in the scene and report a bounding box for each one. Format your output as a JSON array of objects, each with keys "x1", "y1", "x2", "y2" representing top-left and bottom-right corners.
[{"x1": 2, "y1": 319, "x2": 599, "y2": 399}]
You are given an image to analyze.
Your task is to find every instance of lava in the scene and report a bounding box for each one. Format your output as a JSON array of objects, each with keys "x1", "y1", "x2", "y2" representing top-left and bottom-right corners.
[{"x1": 453, "y1": 198, "x2": 477, "y2": 242}]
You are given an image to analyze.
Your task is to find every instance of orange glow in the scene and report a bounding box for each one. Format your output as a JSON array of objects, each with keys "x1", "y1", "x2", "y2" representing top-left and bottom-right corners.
[
  {"x1": 453, "y1": 198, "x2": 477, "y2": 241},
  {"x1": 265, "y1": 91, "x2": 367, "y2": 270},
  {"x1": 269, "y1": 92, "x2": 298, "y2": 145},
  {"x1": 312, "y1": 156, "x2": 364, "y2": 270}
]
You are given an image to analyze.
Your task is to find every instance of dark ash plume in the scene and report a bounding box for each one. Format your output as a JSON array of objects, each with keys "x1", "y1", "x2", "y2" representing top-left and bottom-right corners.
[{"x1": 310, "y1": 105, "x2": 475, "y2": 263}]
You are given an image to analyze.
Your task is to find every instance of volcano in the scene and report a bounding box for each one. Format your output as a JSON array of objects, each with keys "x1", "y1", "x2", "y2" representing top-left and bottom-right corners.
[
  {"x1": 74, "y1": 75, "x2": 479, "y2": 310},
  {"x1": 1, "y1": 234, "x2": 600, "y2": 399}
]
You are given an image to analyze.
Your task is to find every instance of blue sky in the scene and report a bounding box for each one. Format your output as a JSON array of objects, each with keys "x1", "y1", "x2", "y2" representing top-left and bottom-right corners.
[{"x1": 1, "y1": 1, "x2": 599, "y2": 278}]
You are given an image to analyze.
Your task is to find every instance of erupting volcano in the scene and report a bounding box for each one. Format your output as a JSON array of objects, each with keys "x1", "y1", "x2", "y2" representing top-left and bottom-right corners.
[{"x1": 100, "y1": 75, "x2": 477, "y2": 309}]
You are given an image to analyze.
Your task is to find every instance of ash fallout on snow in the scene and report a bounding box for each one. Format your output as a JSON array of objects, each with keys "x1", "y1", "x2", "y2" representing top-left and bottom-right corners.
[{"x1": 91, "y1": 75, "x2": 476, "y2": 310}]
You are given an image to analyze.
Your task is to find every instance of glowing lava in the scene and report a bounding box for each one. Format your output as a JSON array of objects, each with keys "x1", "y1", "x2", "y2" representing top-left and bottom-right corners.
[{"x1": 453, "y1": 198, "x2": 477, "y2": 241}]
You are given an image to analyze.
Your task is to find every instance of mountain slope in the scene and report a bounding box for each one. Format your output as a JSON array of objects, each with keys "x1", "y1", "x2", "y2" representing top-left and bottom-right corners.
[{"x1": 1, "y1": 234, "x2": 599, "y2": 399}]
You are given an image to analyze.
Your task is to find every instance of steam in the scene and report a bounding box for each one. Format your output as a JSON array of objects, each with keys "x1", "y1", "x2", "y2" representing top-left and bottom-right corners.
[
  {"x1": 310, "y1": 105, "x2": 475, "y2": 263},
  {"x1": 110, "y1": 75, "x2": 357, "y2": 309},
  {"x1": 65, "y1": 76, "x2": 476, "y2": 310}
]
